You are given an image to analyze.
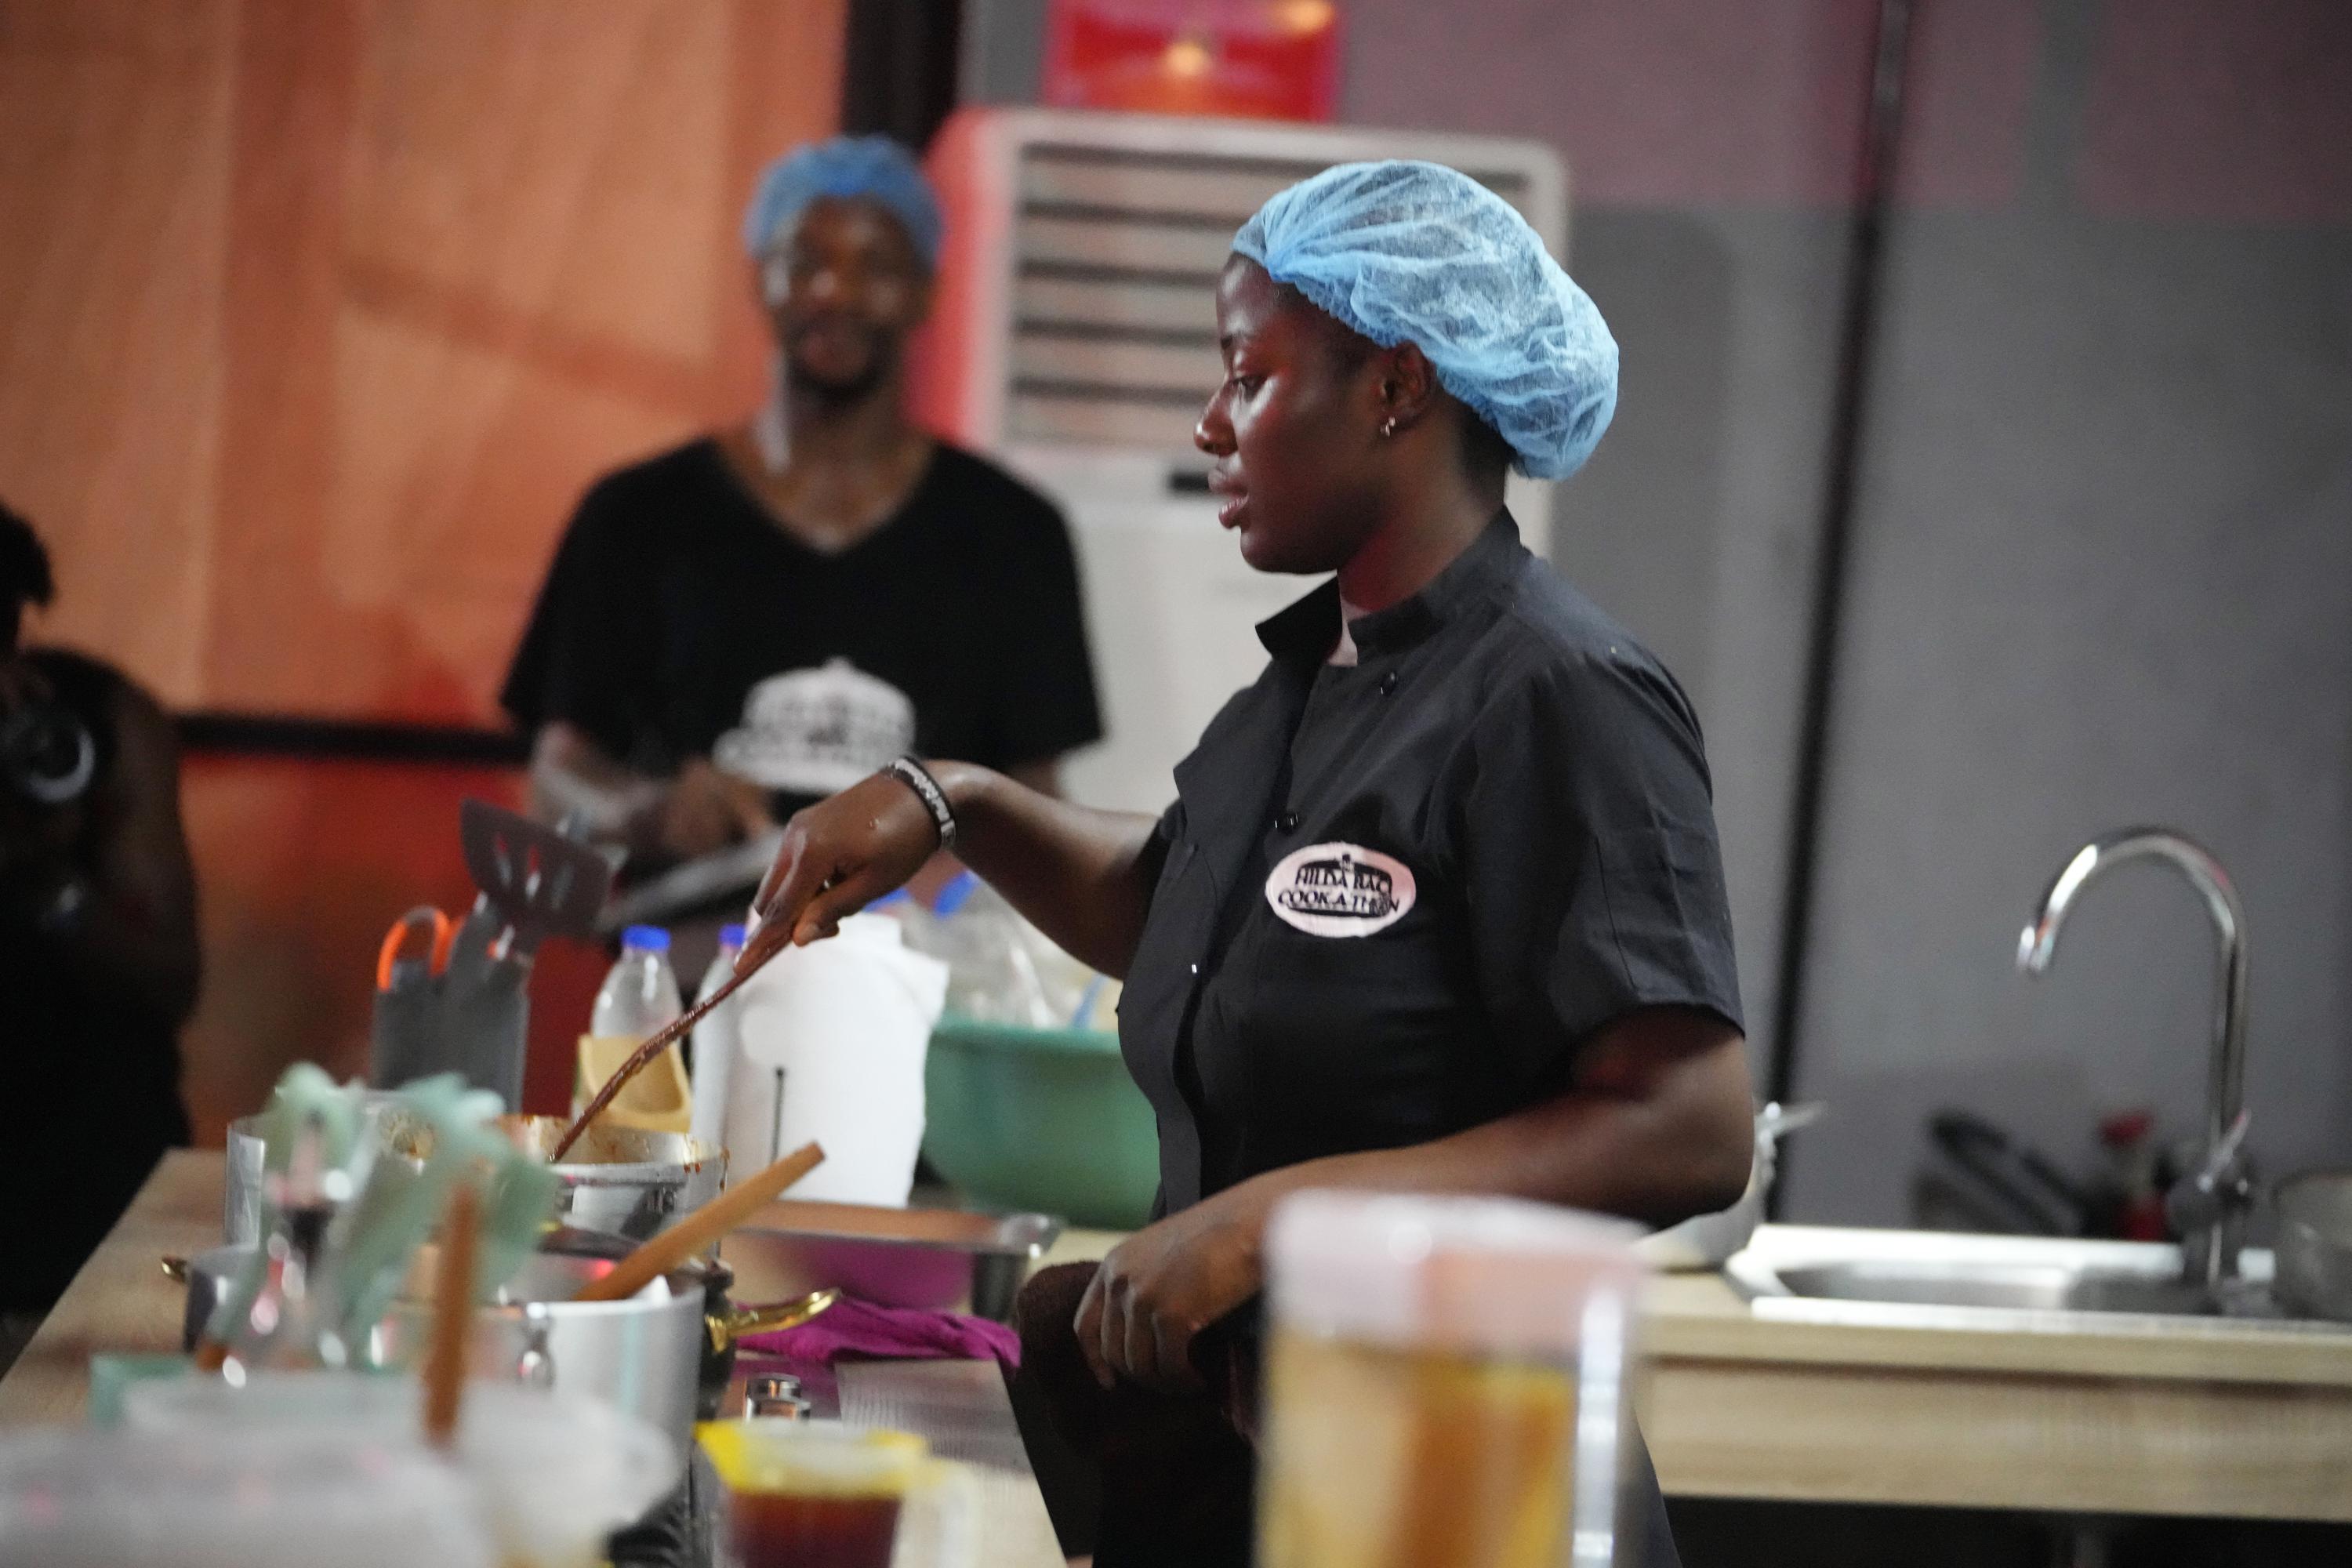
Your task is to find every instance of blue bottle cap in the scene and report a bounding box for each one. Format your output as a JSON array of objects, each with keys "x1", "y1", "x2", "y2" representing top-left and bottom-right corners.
[
  {"x1": 719, "y1": 923, "x2": 748, "y2": 949},
  {"x1": 931, "y1": 871, "x2": 982, "y2": 916},
  {"x1": 621, "y1": 924, "x2": 671, "y2": 953}
]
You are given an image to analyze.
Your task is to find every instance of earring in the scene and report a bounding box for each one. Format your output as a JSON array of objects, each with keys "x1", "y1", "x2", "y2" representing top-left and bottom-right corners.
[{"x1": 1381, "y1": 416, "x2": 1399, "y2": 437}]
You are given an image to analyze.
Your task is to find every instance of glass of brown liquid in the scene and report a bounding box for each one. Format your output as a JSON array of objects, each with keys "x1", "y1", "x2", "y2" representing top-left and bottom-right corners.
[
  {"x1": 1256, "y1": 1192, "x2": 1647, "y2": 1568},
  {"x1": 699, "y1": 1423, "x2": 928, "y2": 1568}
]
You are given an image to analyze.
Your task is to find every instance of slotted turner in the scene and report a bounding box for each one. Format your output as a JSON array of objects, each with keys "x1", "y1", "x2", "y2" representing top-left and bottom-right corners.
[{"x1": 457, "y1": 799, "x2": 614, "y2": 957}]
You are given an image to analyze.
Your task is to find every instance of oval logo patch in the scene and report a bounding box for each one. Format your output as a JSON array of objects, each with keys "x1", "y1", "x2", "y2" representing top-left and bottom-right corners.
[{"x1": 1265, "y1": 842, "x2": 1417, "y2": 937}]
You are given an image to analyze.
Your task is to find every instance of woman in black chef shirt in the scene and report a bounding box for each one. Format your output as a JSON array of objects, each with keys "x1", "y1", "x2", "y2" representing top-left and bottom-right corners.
[{"x1": 750, "y1": 161, "x2": 1754, "y2": 1566}]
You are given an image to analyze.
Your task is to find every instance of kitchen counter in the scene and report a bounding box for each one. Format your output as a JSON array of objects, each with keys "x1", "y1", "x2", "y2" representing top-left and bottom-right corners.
[
  {"x1": 0, "y1": 1152, "x2": 1064, "y2": 1567},
  {"x1": 1651, "y1": 1225, "x2": 2352, "y2": 1522},
  {"x1": 1047, "y1": 1222, "x2": 2352, "y2": 1523}
]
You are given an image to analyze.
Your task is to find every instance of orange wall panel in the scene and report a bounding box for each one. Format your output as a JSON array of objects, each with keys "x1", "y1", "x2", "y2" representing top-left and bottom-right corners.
[
  {"x1": 2, "y1": 0, "x2": 846, "y2": 1134},
  {"x1": 2, "y1": 0, "x2": 847, "y2": 722}
]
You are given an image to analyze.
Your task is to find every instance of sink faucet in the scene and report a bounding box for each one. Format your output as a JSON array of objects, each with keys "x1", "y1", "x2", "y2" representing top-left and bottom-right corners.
[{"x1": 2016, "y1": 829, "x2": 2251, "y2": 1289}]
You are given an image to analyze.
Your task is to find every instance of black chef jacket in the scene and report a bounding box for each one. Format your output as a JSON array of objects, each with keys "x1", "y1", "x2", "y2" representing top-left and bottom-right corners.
[{"x1": 1119, "y1": 510, "x2": 1743, "y2": 1215}]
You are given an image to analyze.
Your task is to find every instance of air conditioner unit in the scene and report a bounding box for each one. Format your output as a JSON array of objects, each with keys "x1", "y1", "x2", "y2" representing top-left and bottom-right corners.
[{"x1": 909, "y1": 107, "x2": 1573, "y2": 813}]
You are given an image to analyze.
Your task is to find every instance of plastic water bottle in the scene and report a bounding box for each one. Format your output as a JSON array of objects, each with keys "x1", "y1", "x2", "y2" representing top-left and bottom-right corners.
[
  {"x1": 591, "y1": 926, "x2": 683, "y2": 1040},
  {"x1": 688, "y1": 924, "x2": 746, "y2": 1151}
]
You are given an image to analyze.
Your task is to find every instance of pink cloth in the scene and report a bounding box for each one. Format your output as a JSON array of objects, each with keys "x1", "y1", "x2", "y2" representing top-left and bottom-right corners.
[{"x1": 739, "y1": 1295, "x2": 1022, "y2": 1369}]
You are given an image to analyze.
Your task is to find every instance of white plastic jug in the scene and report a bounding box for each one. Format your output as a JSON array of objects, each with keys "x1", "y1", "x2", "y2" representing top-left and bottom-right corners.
[{"x1": 723, "y1": 912, "x2": 949, "y2": 1207}]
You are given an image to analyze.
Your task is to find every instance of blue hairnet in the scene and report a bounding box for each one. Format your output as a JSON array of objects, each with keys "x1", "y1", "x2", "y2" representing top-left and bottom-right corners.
[
  {"x1": 1232, "y1": 161, "x2": 1617, "y2": 481},
  {"x1": 741, "y1": 134, "x2": 942, "y2": 269}
]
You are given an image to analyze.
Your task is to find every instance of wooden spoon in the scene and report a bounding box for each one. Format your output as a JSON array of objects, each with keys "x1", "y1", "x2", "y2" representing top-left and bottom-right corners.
[
  {"x1": 421, "y1": 1181, "x2": 480, "y2": 1449},
  {"x1": 572, "y1": 1142, "x2": 823, "y2": 1304}
]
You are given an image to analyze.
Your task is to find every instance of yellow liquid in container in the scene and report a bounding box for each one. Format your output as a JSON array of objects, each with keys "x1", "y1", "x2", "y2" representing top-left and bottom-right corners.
[{"x1": 1258, "y1": 1330, "x2": 1578, "y2": 1568}]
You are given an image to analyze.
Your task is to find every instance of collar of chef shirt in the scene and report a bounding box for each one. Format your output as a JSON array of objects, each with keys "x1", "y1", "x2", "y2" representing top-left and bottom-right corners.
[{"x1": 1255, "y1": 506, "x2": 1526, "y2": 666}]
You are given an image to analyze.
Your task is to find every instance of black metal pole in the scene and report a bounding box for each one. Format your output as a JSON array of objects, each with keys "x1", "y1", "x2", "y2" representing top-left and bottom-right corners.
[{"x1": 1765, "y1": 0, "x2": 1920, "y2": 1193}]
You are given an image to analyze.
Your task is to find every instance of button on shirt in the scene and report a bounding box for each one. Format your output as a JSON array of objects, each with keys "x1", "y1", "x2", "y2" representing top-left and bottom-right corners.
[{"x1": 1118, "y1": 512, "x2": 1743, "y2": 1214}]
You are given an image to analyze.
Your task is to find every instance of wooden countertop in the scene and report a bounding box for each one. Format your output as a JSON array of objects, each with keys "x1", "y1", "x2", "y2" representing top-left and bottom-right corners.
[
  {"x1": 1645, "y1": 1227, "x2": 2352, "y2": 1521},
  {"x1": 0, "y1": 1151, "x2": 1064, "y2": 1566},
  {"x1": 0, "y1": 1149, "x2": 219, "y2": 1426},
  {"x1": 17, "y1": 1171, "x2": 2352, "y2": 1526}
]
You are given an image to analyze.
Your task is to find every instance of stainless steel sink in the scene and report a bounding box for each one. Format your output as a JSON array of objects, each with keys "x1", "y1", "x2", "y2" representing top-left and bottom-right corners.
[
  {"x1": 1769, "y1": 1258, "x2": 2216, "y2": 1316},
  {"x1": 1723, "y1": 1224, "x2": 2352, "y2": 1332}
]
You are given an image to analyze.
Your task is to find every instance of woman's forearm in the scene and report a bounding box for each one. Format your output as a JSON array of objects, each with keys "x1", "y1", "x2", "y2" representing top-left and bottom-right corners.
[
  {"x1": 931, "y1": 762, "x2": 1160, "y2": 978},
  {"x1": 1220, "y1": 1009, "x2": 1755, "y2": 1244}
]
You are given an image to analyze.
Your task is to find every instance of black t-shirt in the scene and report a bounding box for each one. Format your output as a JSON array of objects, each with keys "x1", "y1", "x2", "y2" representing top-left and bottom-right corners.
[
  {"x1": 1119, "y1": 510, "x2": 1743, "y2": 1214},
  {"x1": 3, "y1": 649, "x2": 191, "y2": 1313},
  {"x1": 501, "y1": 438, "x2": 1103, "y2": 808}
]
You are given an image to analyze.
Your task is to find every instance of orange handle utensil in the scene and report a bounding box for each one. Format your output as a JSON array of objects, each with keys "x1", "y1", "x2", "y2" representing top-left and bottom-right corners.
[
  {"x1": 376, "y1": 906, "x2": 456, "y2": 991},
  {"x1": 572, "y1": 1142, "x2": 824, "y2": 1304}
]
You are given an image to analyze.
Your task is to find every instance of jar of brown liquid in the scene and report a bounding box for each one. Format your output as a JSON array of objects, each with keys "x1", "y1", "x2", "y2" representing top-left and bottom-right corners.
[
  {"x1": 1257, "y1": 1193, "x2": 1647, "y2": 1568},
  {"x1": 700, "y1": 1424, "x2": 925, "y2": 1568}
]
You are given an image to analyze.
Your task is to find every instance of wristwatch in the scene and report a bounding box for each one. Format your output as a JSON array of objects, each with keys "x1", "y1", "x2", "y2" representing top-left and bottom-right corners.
[{"x1": 882, "y1": 757, "x2": 958, "y2": 852}]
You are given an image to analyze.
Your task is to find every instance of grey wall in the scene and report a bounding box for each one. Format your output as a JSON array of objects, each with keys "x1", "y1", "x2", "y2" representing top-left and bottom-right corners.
[
  {"x1": 1338, "y1": 0, "x2": 2352, "y2": 1221},
  {"x1": 1785, "y1": 205, "x2": 2352, "y2": 1225},
  {"x1": 1541, "y1": 211, "x2": 1848, "y2": 1080},
  {"x1": 963, "y1": 0, "x2": 2352, "y2": 1224}
]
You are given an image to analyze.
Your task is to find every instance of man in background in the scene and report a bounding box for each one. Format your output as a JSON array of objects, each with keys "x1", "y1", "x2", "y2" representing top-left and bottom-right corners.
[
  {"x1": 0, "y1": 500, "x2": 198, "y2": 1359},
  {"x1": 503, "y1": 136, "x2": 1102, "y2": 874}
]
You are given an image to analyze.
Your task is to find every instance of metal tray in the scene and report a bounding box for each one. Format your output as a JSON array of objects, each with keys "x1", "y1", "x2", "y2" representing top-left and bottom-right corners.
[{"x1": 722, "y1": 1199, "x2": 1062, "y2": 1322}]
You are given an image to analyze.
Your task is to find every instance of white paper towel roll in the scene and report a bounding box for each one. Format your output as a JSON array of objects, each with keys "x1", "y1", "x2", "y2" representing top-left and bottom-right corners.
[{"x1": 720, "y1": 911, "x2": 949, "y2": 1207}]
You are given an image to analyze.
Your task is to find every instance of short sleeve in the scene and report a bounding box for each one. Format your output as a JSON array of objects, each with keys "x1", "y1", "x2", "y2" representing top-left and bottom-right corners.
[
  {"x1": 981, "y1": 500, "x2": 1105, "y2": 769},
  {"x1": 1459, "y1": 649, "x2": 1744, "y2": 1091},
  {"x1": 499, "y1": 481, "x2": 659, "y2": 765}
]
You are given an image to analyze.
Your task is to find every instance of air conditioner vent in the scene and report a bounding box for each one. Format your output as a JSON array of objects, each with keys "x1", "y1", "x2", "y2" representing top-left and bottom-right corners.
[{"x1": 1006, "y1": 141, "x2": 1534, "y2": 452}]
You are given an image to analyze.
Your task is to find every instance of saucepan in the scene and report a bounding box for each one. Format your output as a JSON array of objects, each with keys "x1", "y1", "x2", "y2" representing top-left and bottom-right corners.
[
  {"x1": 377, "y1": 1113, "x2": 727, "y2": 1245},
  {"x1": 171, "y1": 1232, "x2": 837, "y2": 1461},
  {"x1": 2273, "y1": 1169, "x2": 2352, "y2": 1322}
]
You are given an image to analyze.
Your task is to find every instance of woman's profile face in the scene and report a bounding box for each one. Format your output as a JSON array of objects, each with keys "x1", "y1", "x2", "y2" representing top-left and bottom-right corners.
[{"x1": 1196, "y1": 257, "x2": 1386, "y2": 575}]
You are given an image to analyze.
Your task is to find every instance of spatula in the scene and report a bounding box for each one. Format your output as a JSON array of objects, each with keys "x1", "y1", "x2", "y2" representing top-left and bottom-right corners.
[{"x1": 457, "y1": 798, "x2": 615, "y2": 957}]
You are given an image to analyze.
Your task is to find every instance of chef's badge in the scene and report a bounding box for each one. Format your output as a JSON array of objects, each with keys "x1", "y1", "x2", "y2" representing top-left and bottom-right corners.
[{"x1": 1264, "y1": 843, "x2": 1417, "y2": 937}]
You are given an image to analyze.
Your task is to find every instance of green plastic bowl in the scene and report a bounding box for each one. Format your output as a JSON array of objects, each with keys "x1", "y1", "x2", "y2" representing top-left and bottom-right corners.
[{"x1": 923, "y1": 1015, "x2": 1160, "y2": 1230}]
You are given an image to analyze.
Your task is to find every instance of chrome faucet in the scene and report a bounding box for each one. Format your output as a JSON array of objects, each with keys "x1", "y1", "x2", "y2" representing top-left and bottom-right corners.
[{"x1": 2016, "y1": 829, "x2": 2251, "y2": 1289}]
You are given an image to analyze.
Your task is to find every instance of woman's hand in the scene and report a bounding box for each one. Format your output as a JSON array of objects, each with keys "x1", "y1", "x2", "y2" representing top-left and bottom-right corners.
[
  {"x1": 746, "y1": 771, "x2": 941, "y2": 957},
  {"x1": 1073, "y1": 1191, "x2": 1266, "y2": 1392}
]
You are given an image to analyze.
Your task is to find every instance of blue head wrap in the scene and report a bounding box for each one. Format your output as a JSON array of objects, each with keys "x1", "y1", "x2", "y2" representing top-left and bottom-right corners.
[
  {"x1": 1232, "y1": 161, "x2": 1617, "y2": 481},
  {"x1": 740, "y1": 134, "x2": 942, "y2": 270}
]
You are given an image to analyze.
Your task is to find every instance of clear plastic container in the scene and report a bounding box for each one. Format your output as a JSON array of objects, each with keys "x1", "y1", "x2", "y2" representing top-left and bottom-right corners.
[
  {"x1": 0, "y1": 1423, "x2": 495, "y2": 1568},
  {"x1": 1257, "y1": 1192, "x2": 1647, "y2": 1568},
  {"x1": 593, "y1": 925, "x2": 684, "y2": 1038},
  {"x1": 118, "y1": 1373, "x2": 677, "y2": 1568},
  {"x1": 582, "y1": 925, "x2": 690, "y2": 1131}
]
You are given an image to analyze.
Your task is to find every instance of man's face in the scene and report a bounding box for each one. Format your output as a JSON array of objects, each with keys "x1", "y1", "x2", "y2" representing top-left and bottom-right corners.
[{"x1": 761, "y1": 197, "x2": 931, "y2": 400}]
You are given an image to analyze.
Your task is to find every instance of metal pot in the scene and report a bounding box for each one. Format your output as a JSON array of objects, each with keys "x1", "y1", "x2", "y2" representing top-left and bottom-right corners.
[
  {"x1": 2273, "y1": 1170, "x2": 2352, "y2": 1321},
  {"x1": 376, "y1": 1113, "x2": 727, "y2": 1245},
  {"x1": 173, "y1": 1234, "x2": 837, "y2": 1445},
  {"x1": 372, "y1": 1247, "x2": 708, "y2": 1477}
]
